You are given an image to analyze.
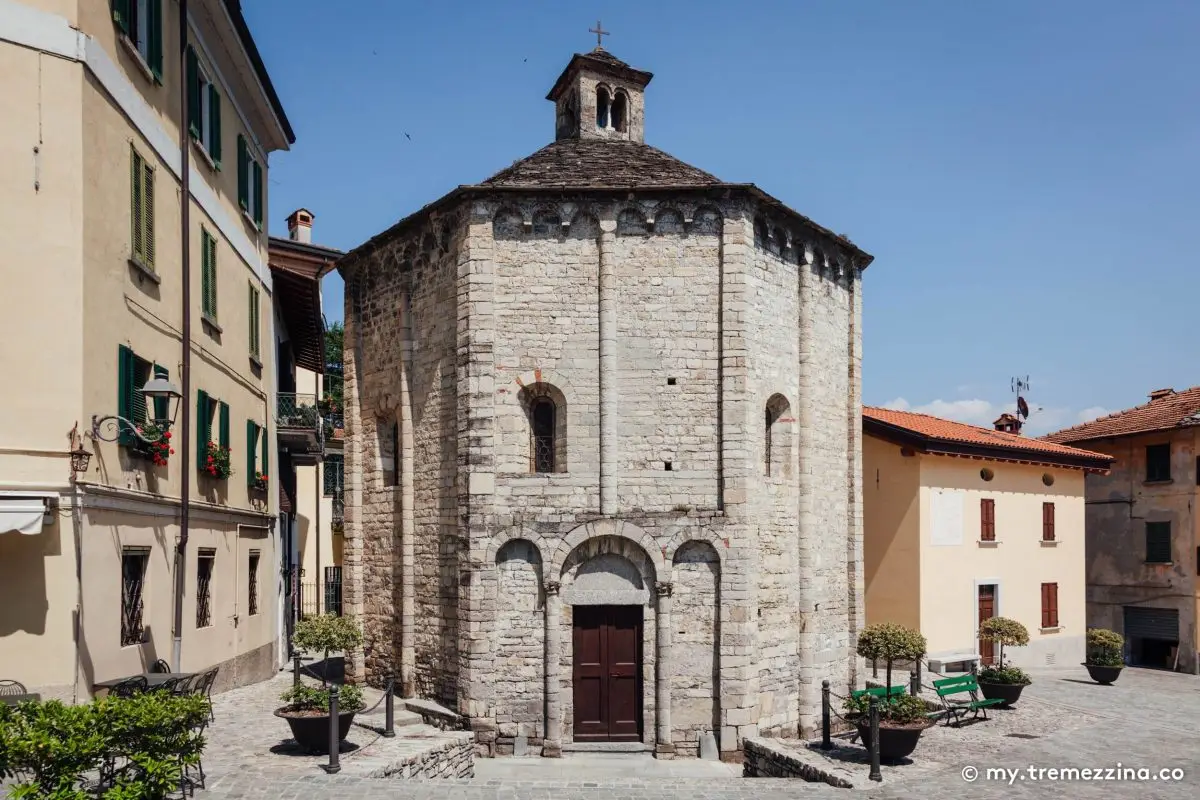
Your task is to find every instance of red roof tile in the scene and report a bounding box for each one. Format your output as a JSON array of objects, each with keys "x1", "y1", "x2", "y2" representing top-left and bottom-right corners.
[
  {"x1": 864, "y1": 406, "x2": 1112, "y2": 467},
  {"x1": 1042, "y1": 387, "x2": 1200, "y2": 444}
]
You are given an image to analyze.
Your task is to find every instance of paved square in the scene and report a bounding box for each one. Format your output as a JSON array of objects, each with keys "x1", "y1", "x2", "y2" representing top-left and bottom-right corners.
[{"x1": 198, "y1": 665, "x2": 1198, "y2": 799}]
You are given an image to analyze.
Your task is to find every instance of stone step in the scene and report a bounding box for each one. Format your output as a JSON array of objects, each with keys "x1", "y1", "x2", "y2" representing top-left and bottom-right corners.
[
  {"x1": 353, "y1": 706, "x2": 425, "y2": 735},
  {"x1": 561, "y1": 741, "x2": 654, "y2": 753}
]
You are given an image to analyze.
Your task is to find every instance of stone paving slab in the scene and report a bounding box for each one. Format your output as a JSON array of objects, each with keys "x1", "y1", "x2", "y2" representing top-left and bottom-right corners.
[
  {"x1": 202, "y1": 672, "x2": 472, "y2": 783},
  {"x1": 198, "y1": 666, "x2": 1200, "y2": 799}
]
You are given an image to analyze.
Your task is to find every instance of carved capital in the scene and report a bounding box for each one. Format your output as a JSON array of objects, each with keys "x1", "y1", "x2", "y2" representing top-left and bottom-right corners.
[
  {"x1": 544, "y1": 580, "x2": 562, "y2": 596},
  {"x1": 655, "y1": 581, "x2": 674, "y2": 598}
]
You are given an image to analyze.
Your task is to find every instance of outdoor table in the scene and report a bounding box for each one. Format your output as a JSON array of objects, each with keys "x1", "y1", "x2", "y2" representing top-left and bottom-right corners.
[
  {"x1": 94, "y1": 672, "x2": 194, "y2": 690},
  {"x1": 1, "y1": 692, "x2": 40, "y2": 706}
]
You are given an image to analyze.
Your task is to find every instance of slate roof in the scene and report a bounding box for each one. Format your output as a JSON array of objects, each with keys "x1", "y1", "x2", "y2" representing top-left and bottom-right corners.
[
  {"x1": 864, "y1": 407, "x2": 1113, "y2": 470},
  {"x1": 1042, "y1": 387, "x2": 1200, "y2": 444},
  {"x1": 482, "y1": 139, "x2": 723, "y2": 189}
]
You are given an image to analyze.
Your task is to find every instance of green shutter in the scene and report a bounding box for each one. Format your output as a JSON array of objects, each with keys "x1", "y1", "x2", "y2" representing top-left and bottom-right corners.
[
  {"x1": 209, "y1": 84, "x2": 222, "y2": 168},
  {"x1": 200, "y1": 232, "x2": 211, "y2": 317},
  {"x1": 248, "y1": 284, "x2": 260, "y2": 358},
  {"x1": 130, "y1": 148, "x2": 143, "y2": 262},
  {"x1": 152, "y1": 364, "x2": 169, "y2": 422},
  {"x1": 219, "y1": 401, "x2": 230, "y2": 450},
  {"x1": 148, "y1": 0, "x2": 163, "y2": 81},
  {"x1": 186, "y1": 46, "x2": 200, "y2": 139},
  {"x1": 112, "y1": 0, "x2": 130, "y2": 35},
  {"x1": 237, "y1": 135, "x2": 248, "y2": 210},
  {"x1": 261, "y1": 426, "x2": 269, "y2": 482},
  {"x1": 118, "y1": 345, "x2": 135, "y2": 447},
  {"x1": 196, "y1": 390, "x2": 209, "y2": 470},
  {"x1": 142, "y1": 162, "x2": 154, "y2": 268},
  {"x1": 246, "y1": 420, "x2": 255, "y2": 480},
  {"x1": 252, "y1": 160, "x2": 264, "y2": 227}
]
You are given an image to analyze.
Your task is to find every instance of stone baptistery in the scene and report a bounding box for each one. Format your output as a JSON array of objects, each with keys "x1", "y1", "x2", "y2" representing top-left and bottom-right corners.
[{"x1": 337, "y1": 44, "x2": 874, "y2": 760}]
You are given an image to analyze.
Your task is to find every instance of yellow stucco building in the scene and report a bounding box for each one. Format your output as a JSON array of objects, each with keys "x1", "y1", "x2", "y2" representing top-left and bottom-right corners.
[
  {"x1": 863, "y1": 407, "x2": 1112, "y2": 671},
  {"x1": 0, "y1": 0, "x2": 294, "y2": 700}
]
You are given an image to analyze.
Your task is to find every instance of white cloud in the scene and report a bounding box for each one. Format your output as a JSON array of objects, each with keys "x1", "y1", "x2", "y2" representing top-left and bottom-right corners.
[{"x1": 879, "y1": 397, "x2": 1090, "y2": 437}]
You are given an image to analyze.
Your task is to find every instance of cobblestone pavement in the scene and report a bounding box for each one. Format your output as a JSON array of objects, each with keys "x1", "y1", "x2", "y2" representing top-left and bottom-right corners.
[{"x1": 200, "y1": 666, "x2": 1198, "y2": 799}]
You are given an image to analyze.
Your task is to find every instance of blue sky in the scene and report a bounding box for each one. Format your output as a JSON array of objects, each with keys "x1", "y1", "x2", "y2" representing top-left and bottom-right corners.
[{"x1": 248, "y1": 0, "x2": 1198, "y2": 436}]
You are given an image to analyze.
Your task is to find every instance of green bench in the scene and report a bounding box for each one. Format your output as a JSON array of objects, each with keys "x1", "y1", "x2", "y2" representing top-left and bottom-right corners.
[
  {"x1": 850, "y1": 685, "x2": 907, "y2": 702},
  {"x1": 932, "y1": 675, "x2": 1004, "y2": 726}
]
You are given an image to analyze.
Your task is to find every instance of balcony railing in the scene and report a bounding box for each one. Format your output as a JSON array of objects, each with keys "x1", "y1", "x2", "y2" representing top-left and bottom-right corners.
[{"x1": 277, "y1": 393, "x2": 321, "y2": 433}]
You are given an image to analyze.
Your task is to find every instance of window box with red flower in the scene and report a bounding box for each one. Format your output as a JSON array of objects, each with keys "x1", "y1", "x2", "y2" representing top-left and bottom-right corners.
[
  {"x1": 204, "y1": 440, "x2": 234, "y2": 480},
  {"x1": 134, "y1": 422, "x2": 175, "y2": 467},
  {"x1": 250, "y1": 470, "x2": 268, "y2": 492}
]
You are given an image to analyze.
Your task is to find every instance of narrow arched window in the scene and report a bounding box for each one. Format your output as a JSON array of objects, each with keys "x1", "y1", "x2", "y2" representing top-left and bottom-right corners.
[
  {"x1": 764, "y1": 406, "x2": 773, "y2": 476},
  {"x1": 596, "y1": 86, "x2": 610, "y2": 129},
  {"x1": 531, "y1": 397, "x2": 556, "y2": 473},
  {"x1": 612, "y1": 91, "x2": 628, "y2": 132}
]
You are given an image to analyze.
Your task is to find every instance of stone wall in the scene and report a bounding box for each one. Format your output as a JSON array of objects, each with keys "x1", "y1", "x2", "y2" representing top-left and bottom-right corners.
[
  {"x1": 670, "y1": 540, "x2": 721, "y2": 752},
  {"x1": 362, "y1": 731, "x2": 475, "y2": 779},
  {"x1": 492, "y1": 539, "x2": 545, "y2": 744},
  {"x1": 742, "y1": 737, "x2": 853, "y2": 787}
]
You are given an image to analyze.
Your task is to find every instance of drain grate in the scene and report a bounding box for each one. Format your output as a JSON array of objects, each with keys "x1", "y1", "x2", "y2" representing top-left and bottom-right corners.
[{"x1": 1006, "y1": 733, "x2": 1039, "y2": 739}]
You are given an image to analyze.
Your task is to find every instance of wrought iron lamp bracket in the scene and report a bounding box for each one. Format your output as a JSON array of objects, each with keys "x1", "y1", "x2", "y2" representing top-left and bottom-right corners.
[{"x1": 91, "y1": 414, "x2": 172, "y2": 445}]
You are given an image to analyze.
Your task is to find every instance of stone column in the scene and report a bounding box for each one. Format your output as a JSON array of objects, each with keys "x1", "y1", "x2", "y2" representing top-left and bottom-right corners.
[
  {"x1": 846, "y1": 265, "x2": 865, "y2": 689},
  {"x1": 795, "y1": 244, "x2": 817, "y2": 736},
  {"x1": 543, "y1": 580, "x2": 563, "y2": 757},
  {"x1": 597, "y1": 219, "x2": 618, "y2": 515},
  {"x1": 655, "y1": 581, "x2": 675, "y2": 758}
]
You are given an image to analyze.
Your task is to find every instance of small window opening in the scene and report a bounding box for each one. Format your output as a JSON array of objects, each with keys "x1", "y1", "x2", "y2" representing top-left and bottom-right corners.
[
  {"x1": 664, "y1": 461, "x2": 673, "y2": 471},
  {"x1": 196, "y1": 549, "x2": 215, "y2": 628},
  {"x1": 120, "y1": 547, "x2": 150, "y2": 646},
  {"x1": 596, "y1": 86, "x2": 610, "y2": 129},
  {"x1": 612, "y1": 91, "x2": 628, "y2": 132},
  {"x1": 532, "y1": 398, "x2": 556, "y2": 473},
  {"x1": 667, "y1": 377, "x2": 677, "y2": 386}
]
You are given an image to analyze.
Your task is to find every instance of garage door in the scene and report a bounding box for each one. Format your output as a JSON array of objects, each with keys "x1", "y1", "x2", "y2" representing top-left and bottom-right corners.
[{"x1": 1123, "y1": 606, "x2": 1179, "y2": 640}]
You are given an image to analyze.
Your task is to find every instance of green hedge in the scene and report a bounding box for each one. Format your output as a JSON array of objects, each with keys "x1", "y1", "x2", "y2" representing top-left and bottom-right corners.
[{"x1": 0, "y1": 692, "x2": 210, "y2": 799}]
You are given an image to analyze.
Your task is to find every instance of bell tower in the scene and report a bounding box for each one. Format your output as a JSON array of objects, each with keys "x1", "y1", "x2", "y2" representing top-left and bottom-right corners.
[{"x1": 546, "y1": 39, "x2": 653, "y2": 144}]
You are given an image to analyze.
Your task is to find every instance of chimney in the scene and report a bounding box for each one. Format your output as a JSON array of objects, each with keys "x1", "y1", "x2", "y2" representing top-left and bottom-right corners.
[
  {"x1": 1148, "y1": 388, "x2": 1175, "y2": 402},
  {"x1": 286, "y1": 208, "x2": 314, "y2": 244},
  {"x1": 993, "y1": 413, "x2": 1022, "y2": 435}
]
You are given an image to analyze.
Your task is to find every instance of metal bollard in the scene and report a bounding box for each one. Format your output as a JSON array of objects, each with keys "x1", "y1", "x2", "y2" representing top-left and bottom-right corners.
[
  {"x1": 910, "y1": 669, "x2": 919, "y2": 697},
  {"x1": 383, "y1": 671, "x2": 396, "y2": 738},
  {"x1": 820, "y1": 680, "x2": 832, "y2": 750},
  {"x1": 873, "y1": 695, "x2": 883, "y2": 782},
  {"x1": 321, "y1": 685, "x2": 341, "y2": 774},
  {"x1": 293, "y1": 653, "x2": 301, "y2": 688}
]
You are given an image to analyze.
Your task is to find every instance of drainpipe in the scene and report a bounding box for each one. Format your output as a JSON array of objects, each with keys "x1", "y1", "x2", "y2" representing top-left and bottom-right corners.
[
  {"x1": 172, "y1": 0, "x2": 193, "y2": 672},
  {"x1": 315, "y1": 453, "x2": 321, "y2": 615}
]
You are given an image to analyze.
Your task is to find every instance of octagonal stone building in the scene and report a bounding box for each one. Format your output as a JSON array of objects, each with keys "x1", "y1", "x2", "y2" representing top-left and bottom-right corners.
[{"x1": 337, "y1": 47, "x2": 874, "y2": 760}]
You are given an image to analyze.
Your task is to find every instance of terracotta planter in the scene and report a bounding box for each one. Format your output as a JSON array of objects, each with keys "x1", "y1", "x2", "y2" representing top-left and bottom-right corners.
[
  {"x1": 1083, "y1": 664, "x2": 1123, "y2": 685},
  {"x1": 978, "y1": 680, "x2": 1027, "y2": 707},
  {"x1": 855, "y1": 718, "x2": 933, "y2": 763},
  {"x1": 274, "y1": 707, "x2": 357, "y2": 753}
]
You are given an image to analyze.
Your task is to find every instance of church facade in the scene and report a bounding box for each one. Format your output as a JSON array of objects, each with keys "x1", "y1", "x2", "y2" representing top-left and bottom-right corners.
[{"x1": 337, "y1": 48, "x2": 873, "y2": 759}]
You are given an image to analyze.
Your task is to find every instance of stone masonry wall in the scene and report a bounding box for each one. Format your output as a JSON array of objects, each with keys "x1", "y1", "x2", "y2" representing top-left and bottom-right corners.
[
  {"x1": 746, "y1": 221, "x2": 801, "y2": 738},
  {"x1": 492, "y1": 539, "x2": 545, "y2": 743},
  {"x1": 670, "y1": 540, "x2": 721, "y2": 753}
]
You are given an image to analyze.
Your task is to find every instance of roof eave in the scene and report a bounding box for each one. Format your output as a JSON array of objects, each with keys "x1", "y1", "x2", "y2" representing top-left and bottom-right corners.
[
  {"x1": 864, "y1": 418, "x2": 1114, "y2": 473},
  {"x1": 338, "y1": 182, "x2": 874, "y2": 276},
  {"x1": 546, "y1": 52, "x2": 654, "y2": 101},
  {"x1": 220, "y1": 0, "x2": 296, "y2": 146}
]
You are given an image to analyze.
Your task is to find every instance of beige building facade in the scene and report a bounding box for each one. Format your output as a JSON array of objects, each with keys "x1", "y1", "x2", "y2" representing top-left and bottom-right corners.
[
  {"x1": 0, "y1": 0, "x2": 293, "y2": 699},
  {"x1": 1045, "y1": 387, "x2": 1200, "y2": 674},
  {"x1": 864, "y1": 408, "x2": 1112, "y2": 671}
]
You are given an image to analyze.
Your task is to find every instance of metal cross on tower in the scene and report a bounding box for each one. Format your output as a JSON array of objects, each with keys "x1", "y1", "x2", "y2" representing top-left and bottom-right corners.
[{"x1": 589, "y1": 20, "x2": 610, "y2": 49}]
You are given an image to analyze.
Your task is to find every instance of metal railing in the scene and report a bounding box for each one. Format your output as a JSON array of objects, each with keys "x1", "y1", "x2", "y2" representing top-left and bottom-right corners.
[
  {"x1": 276, "y1": 393, "x2": 321, "y2": 433},
  {"x1": 331, "y1": 496, "x2": 345, "y2": 528},
  {"x1": 299, "y1": 570, "x2": 343, "y2": 618}
]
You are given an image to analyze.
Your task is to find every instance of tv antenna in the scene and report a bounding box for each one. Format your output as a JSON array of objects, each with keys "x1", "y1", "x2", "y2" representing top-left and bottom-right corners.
[{"x1": 1012, "y1": 376, "x2": 1031, "y2": 421}]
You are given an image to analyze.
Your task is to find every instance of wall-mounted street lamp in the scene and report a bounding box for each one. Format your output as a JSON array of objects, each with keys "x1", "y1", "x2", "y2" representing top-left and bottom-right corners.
[{"x1": 91, "y1": 376, "x2": 184, "y2": 444}]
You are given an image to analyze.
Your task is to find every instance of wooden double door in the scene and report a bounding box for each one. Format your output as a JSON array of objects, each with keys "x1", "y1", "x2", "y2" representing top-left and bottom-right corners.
[{"x1": 572, "y1": 605, "x2": 643, "y2": 741}]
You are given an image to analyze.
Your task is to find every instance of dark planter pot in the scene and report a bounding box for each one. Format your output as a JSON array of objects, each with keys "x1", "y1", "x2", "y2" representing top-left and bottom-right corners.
[
  {"x1": 274, "y1": 707, "x2": 357, "y2": 753},
  {"x1": 1083, "y1": 663, "x2": 1123, "y2": 685},
  {"x1": 978, "y1": 680, "x2": 1027, "y2": 707},
  {"x1": 855, "y1": 719, "x2": 932, "y2": 763}
]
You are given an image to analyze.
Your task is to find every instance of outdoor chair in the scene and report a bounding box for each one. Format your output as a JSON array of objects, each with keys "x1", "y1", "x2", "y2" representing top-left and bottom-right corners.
[
  {"x1": 155, "y1": 676, "x2": 191, "y2": 695},
  {"x1": 108, "y1": 675, "x2": 149, "y2": 698},
  {"x1": 0, "y1": 679, "x2": 27, "y2": 696},
  {"x1": 150, "y1": 659, "x2": 172, "y2": 673},
  {"x1": 197, "y1": 667, "x2": 219, "y2": 720}
]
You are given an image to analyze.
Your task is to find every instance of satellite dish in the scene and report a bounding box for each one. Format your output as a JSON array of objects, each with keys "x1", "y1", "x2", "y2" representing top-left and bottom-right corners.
[{"x1": 1017, "y1": 396, "x2": 1030, "y2": 419}]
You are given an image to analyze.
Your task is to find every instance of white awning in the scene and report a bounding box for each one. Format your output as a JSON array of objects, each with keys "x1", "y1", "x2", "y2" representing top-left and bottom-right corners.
[{"x1": 0, "y1": 499, "x2": 47, "y2": 535}]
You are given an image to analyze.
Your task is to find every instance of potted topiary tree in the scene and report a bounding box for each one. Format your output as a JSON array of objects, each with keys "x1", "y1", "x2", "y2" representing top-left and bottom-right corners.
[
  {"x1": 1084, "y1": 628, "x2": 1125, "y2": 685},
  {"x1": 275, "y1": 614, "x2": 365, "y2": 752},
  {"x1": 849, "y1": 623, "x2": 933, "y2": 762},
  {"x1": 977, "y1": 617, "x2": 1031, "y2": 706}
]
